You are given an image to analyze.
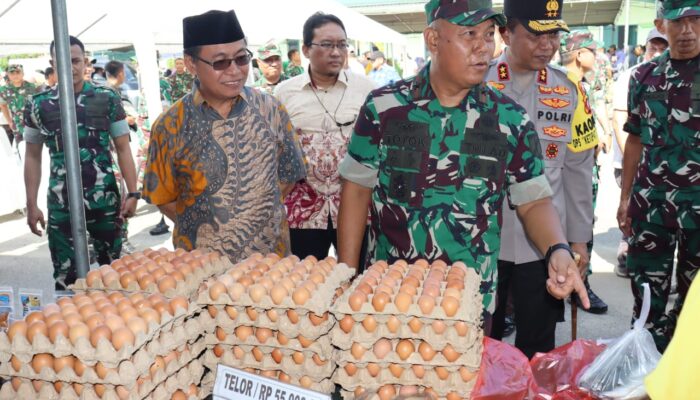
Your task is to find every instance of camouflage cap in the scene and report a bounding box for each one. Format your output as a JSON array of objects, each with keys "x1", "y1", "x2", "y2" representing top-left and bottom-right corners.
[
  {"x1": 560, "y1": 30, "x2": 597, "y2": 53},
  {"x1": 7, "y1": 64, "x2": 23, "y2": 73},
  {"x1": 257, "y1": 41, "x2": 282, "y2": 61},
  {"x1": 425, "y1": 0, "x2": 507, "y2": 27},
  {"x1": 660, "y1": 0, "x2": 700, "y2": 20}
]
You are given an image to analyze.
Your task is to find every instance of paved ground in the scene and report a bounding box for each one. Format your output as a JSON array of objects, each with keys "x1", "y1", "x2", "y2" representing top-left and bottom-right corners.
[{"x1": 0, "y1": 152, "x2": 635, "y2": 344}]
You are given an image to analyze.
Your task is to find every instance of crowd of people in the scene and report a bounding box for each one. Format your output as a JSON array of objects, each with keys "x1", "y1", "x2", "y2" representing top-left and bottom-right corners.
[{"x1": 1, "y1": 0, "x2": 698, "y2": 362}]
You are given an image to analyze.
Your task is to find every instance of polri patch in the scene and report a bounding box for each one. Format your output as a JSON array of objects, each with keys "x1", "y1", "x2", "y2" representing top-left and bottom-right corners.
[{"x1": 545, "y1": 143, "x2": 559, "y2": 159}]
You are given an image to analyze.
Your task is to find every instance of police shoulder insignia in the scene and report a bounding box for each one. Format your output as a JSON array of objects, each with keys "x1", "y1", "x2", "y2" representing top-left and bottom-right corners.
[
  {"x1": 497, "y1": 63, "x2": 510, "y2": 81},
  {"x1": 539, "y1": 98, "x2": 570, "y2": 109},
  {"x1": 552, "y1": 86, "x2": 570, "y2": 95},
  {"x1": 543, "y1": 125, "x2": 567, "y2": 138},
  {"x1": 545, "y1": 143, "x2": 559, "y2": 159},
  {"x1": 538, "y1": 86, "x2": 553, "y2": 94},
  {"x1": 537, "y1": 69, "x2": 548, "y2": 84}
]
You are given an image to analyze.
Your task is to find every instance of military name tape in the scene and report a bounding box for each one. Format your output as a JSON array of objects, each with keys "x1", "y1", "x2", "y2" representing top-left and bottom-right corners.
[{"x1": 213, "y1": 364, "x2": 330, "y2": 400}]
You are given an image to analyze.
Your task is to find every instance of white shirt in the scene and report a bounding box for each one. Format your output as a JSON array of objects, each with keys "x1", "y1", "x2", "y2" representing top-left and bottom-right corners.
[{"x1": 612, "y1": 67, "x2": 636, "y2": 169}]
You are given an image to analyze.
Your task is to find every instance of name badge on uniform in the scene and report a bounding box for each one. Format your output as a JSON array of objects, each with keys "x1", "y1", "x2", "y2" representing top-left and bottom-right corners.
[
  {"x1": 388, "y1": 171, "x2": 415, "y2": 203},
  {"x1": 383, "y1": 119, "x2": 430, "y2": 152},
  {"x1": 461, "y1": 117, "x2": 508, "y2": 181}
]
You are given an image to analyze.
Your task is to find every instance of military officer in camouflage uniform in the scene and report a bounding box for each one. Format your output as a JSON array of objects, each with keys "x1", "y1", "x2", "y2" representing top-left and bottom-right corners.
[
  {"x1": 338, "y1": 0, "x2": 589, "y2": 334},
  {"x1": 23, "y1": 36, "x2": 139, "y2": 290},
  {"x1": 168, "y1": 57, "x2": 195, "y2": 101},
  {"x1": 485, "y1": 0, "x2": 598, "y2": 357},
  {"x1": 254, "y1": 41, "x2": 287, "y2": 95},
  {"x1": 0, "y1": 64, "x2": 36, "y2": 144},
  {"x1": 617, "y1": 0, "x2": 700, "y2": 352}
]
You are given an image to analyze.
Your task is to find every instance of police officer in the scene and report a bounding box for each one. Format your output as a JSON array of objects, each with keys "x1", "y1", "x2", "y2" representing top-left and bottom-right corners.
[
  {"x1": 485, "y1": 0, "x2": 598, "y2": 357},
  {"x1": 23, "y1": 36, "x2": 138, "y2": 290},
  {"x1": 617, "y1": 0, "x2": 700, "y2": 353},
  {"x1": 338, "y1": 0, "x2": 589, "y2": 333}
]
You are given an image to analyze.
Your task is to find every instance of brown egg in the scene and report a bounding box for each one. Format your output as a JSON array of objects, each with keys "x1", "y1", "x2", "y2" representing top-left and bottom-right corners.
[
  {"x1": 373, "y1": 338, "x2": 392, "y2": 359},
  {"x1": 279, "y1": 278, "x2": 295, "y2": 292},
  {"x1": 412, "y1": 364, "x2": 426, "y2": 378},
  {"x1": 42, "y1": 303, "x2": 61, "y2": 317},
  {"x1": 393, "y1": 292, "x2": 413, "y2": 312},
  {"x1": 292, "y1": 351, "x2": 305, "y2": 364},
  {"x1": 408, "y1": 317, "x2": 423, "y2": 333},
  {"x1": 139, "y1": 308, "x2": 161, "y2": 325},
  {"x1": 422, "y1": 284, "x2": 441, "y2": 298},
  {"x1": 271, "y1": 348, "x2": 283, "y2": 364},
  {"x1": 172, "y1": 390, "x2": 187, "y2": 400},
  {"x1": 157, "y1": 275, "x2": 177, "y2": 294},
  {"x1": 389, "y1": 363, "x2": 404, "y2": 378},
  {"x1": 112, "y1": 327, "x2": 135, "y2": 351},
  {"x1": 215, "y1": 326, "x2": 227, "y2": 341},
  {"x1": 366, "y1": 362, "x2": 380, "y2": 377},
  {"x1": 416, "y1": 295, "x2": 436, "y2": 316},
  {"x1": 377, "y1": 385, "x2": 397, "y2": 400},
  {"x1": 213, "y1": 344, "x2": 225, "y2": 358},
  {"x1": 286, "y1": 309, "x2": 299, "y2": 324},
  {"x1": 339, "y1": 315, "x2": 354, "y2": 333},
  {"x1": 119, "y1": 272, "x2": 136, "y2": 288},
  {"x1": 235, "y1": 326, "x2": 253, "y2": 341},
  {"x1": 459, "y1": 366, "x2": 477, "y2": 382},
  {"x1": 399, "y1": 386, "x2": 419, "y2": 397},
  {"x1": 63, "y1": 312, "x2": 82, "y2": 327},
  {"x1": 384, "y1": 316, "x2": 400, "y2": 334},
  {"x1": 27, "y1": 320, "x2": 48, "y2": 344},
  {"x1": 266, "y1": 309, "x2": 279, "y2": 322},
  {"x1": 292, "y1": 287, "x2": 311, "y2": 305},
  {"x1": 9, "y1": 355, "x2": 21, "y2": 372},
  {"x1": 48, "y1": 320, "x2": 69, "y2": 343},
  {"x1": 248, "y1": 284, "x2": 267, "y2": 303},
  {"x1": 251, "y1": 347, "x2": 264, "y2": 362},
  {"x1": 94, "y1": 384, "x2": 106, "y2": 397},
  {"x1": 350, "y1": 342, "x2": 366, "y2": 360},
  {"x1": 398, "y1": 284, "x2": 417, "y2": 296},
  {"x1": 441, "y1": 296, "x2": 460, "y2": 317},
  {"x1": 446, "y1": 393, "x2": 463, "y2": 400},
  {"x1": 246, "y1": 307, "x2": 258, "y2": 321},
  {"x1": 309, "y1": 312, "x2": 328, "y2": 326},
  {"x1": 225, "y1": 282, "x2": 245, "y2": 301},
  {"x1": 86, "y1": 269, "x2": 102, "y2": 286},
  {"x1": 9, "y1": 377, "x2": 20, "y2": 391},
  {"x1": 169, "y1": 296, "x2": 189, "y2": 315},
  {"x1": 31, "y1": 353, "x2": 54, "y2": 373},
  {"x1": 278, "y1": 372, "x2": 291, "y2": 383},
  {"x1": 125, "y1": 316, "x2": 149, "y2": 337},
  {"x1": 90, "y1": 325, "x2": 112, "y2": 348},
  {"x1": 395, "y1": 339, "x2": 414, "y2": 360},
  {"x1": 269, "y1": 285, "x2": 288, "y2": 305},
  {"x1": 209, "y1": 282, "x2": 227, "y2": 301},
  {"x1": 375, "y1": 284, "x2": 394, "y2": 296},
  {"x1": 7, "y1": 320, "x2": 27, "y2": 343},
  {"x1": 431, "y1": 320, "x2": 447, "y2": 334},
  {"x1": 371, "y1": 292, "x2": 391, "y2": 312},
  {"x1": 418, "y1": 341, "x2": 436, "y2": 361},
  {"x1": 442, "y1": 344, "x2": 461, "y2": 362},
  {"x1": 362, "y1": 315, "x2": 378, "y2": 333},
  {"x1": 435, "y1": 366, "x2": 450, "y2": 380},
  {"x1": 444, "y1": 287, "x2": 462, "y2": 300},
  {"x1": 224, "y1": 306, "x2": 238, "y2": 320},
  {"x1": 255, "y1": 327, "x2": 273, "y2": 344},
  {"x1": 312, "y1": 354, "x2": 327, "y2": 366},
  {"x1": 356, "y1": 282, "x2": 373, "y2": 296},
  {"x1": 118, "y1": 306, "x2": 138, "y2": 322},
  {"x1": 454, "y1": 321, "x2": 469, "y2": 336},
  {"x1": 344, "y1": 363, "x2": 358, "y2": 376},
  {"x1": 69, "y1": 322, "x2": 89, "y2": 345},
  {"x1": 354, "y1": 387, "x2": 366, "y2": 397},
  {"x1": 103, "y1": 314, "x2": 124, "y2": 333},
  {"x1": 299, "y1": 376, "x2": 313, "y2": 389},
  {"x1": 231, "y1": 345, "x2": 245, "y2": 360},
  {"x1": 277, "y1": 331, "x2": 289, "y2": 345},
  {"x1": 348, "y1": 291, "x2": 367, "y2": 312},
  {"x1": 297, "y1": 335, "x2": 313, "y2": 348}
]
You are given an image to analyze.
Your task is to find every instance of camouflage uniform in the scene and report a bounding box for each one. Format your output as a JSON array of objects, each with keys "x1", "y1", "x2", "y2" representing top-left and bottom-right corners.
[
  {"x1": 284, "y1": 63, "x2": 304, "y2": 78},
  {"x1": 168, "y1": 71, "x2": 195, "y2": 101},
  {"x1": 255, "y1": 74, "x2": 287, "y2": 95},
  {"x1": 23, "y1": 82, "x2": 129, "y2": 289},
  {"x1": 160, "y1": 77, "x2": 172, "y2": 107},
  {"x1": 255, "y1": 41, "x2": 287, "y2": 95},
  {"x1": 625, "y1": 42, "x2": 700, "y2": 351},
  {"x1": 0, "y1": 70, "x2": 36, "y2": 138}
]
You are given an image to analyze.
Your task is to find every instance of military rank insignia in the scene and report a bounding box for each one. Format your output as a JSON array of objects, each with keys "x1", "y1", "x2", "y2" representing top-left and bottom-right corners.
[
  {"x1": 539, "y1": 98, "x2": 570, "y2": 108},
  {"x1": 545, "y1": 143, "x2": 559, "y2": 159},
  {"x1": 497, "y1": 63, "x2": 510, "y2": 81},
  {"x1": 538, "y1": 69, "x2": 548, "y2": 84},
  {"x1": 539, "y1": 86, "x2": 553, "y2": 94},
  {"x1": 553, "y1": 86, "x2": 570, "y2": 95},
  {"x1": 543, "y1": 125, "x2": 567, "y2": 138}
]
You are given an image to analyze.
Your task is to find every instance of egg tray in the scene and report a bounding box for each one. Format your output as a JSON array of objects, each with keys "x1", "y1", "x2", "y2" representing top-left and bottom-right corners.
[
  {"x1": 331, "y1": 313, "x2": 482, "y2": 352},
  {"x1": 335, "y1": 338, "x2": 481, "y2": 369},
  {"x1": 196, "y1": 262, "x2": 355, "y2": 315},
  {"x1": 340, "y1": 387, "x2": 466, "y2": 400},
  {"x1": 331, "y1": 268, "x2": 482, "y2": 323},
  {"x1": 203, "y1": 328, "x2": 333, "y2": 356},
  {"x1": 0, "y1": 356, "x2": 204, "y2": 400},
  {"x1": 199, "y1": 305, "x2": 335, "y2": 340},
  {"x1": 0, "y1": 300, "x2": 200, "y2": 365},
  {"x1": 199, "y1": 366, "x2": 335, "y2": 395},
  {"x1": 0, "y1": 338, "x2": 205, "y2": 388},
  {"x1": 335, "y1": 366, "x2": 476, "y2": 398},
  {"x1": 202, "y1": 347, "x2": 335, "y2": 381},
  {"x1": 71, "y1": 256, "x2": 233, "y2": 301}
]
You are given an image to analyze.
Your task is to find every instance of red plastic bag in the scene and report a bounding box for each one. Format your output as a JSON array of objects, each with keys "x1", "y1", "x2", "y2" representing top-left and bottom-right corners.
[
  {"x1": 472, "y1": 337, "x2": 537, "y2": 400},
  {"x1": 529, "y1": 339, "x2": 606, "y2": 399}
]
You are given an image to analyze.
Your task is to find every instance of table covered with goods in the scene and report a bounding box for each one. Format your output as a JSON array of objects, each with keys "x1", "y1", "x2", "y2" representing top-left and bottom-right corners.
[{"x1": 0, "y1": 249, "x2": 663, "y2": 399}]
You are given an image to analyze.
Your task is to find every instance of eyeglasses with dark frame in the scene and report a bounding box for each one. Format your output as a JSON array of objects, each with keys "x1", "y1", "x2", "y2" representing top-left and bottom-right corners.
[
  {"x1": 194, "y1": 49, "x2": 254, "y2": 71},
  {"x1": 310, "y1": 42, "x2": 349, "y2": 51}
]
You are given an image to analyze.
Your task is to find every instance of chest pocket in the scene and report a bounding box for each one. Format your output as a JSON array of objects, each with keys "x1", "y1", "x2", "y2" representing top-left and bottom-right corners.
[
  {"x1": 639, "y1": 91, "x2": 669, "y2": 146},
  {"x1": 380, "y1": 119, "x2": 430, "y2": 207},
  {"x1": 534, "y1": 92, "x2": 574, "y2": 144},
  {"x1": 84, "y1": 92, "x2": 110, "y2": 131}
]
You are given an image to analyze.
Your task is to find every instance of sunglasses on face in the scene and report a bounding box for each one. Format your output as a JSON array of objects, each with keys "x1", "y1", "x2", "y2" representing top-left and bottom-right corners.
[{"x1": 195, "y1": 49, "x2": 253, "y2": 71}]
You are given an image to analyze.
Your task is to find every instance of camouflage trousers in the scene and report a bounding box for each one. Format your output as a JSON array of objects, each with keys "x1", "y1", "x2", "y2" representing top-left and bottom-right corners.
[
  {"x1": 48, "y1": 207, "x2": 123, "y2": 290},
  {"x1": 628, "y1": 220, "x2": 700, "y2": 352}
]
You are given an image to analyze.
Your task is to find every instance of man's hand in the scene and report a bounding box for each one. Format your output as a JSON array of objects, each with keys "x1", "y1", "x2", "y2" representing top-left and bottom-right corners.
[
  {"x1": 546, "y1": 249, "x2": 590, "y2": 309},
  {"x1": 570, "y1": 242, "x2": 589, "y2": 276},
  {"x1": 8, "y1": 121, "x2": 16, "y2": 132},
  {"x1": 26, "y1": 205, "x2": 46, "y2": 236},
  {"x1": 617, "y1": 199, "x2": 631, "y2": 237},
  {"x1": 120, "y1": 197, "x2": 138, "y2": 219}
]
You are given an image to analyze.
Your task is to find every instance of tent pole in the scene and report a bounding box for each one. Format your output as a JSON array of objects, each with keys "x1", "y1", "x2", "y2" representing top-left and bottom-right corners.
[{"x1": 50, "y1": 0, "x2": 90, "y2": 279}]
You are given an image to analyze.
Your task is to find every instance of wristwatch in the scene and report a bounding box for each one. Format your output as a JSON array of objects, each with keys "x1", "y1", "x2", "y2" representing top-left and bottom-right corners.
[
  {"x1": 544, "y1": 243, "x2": 574, "y2": 265},
  {"x1": 127, "y1": 192, "x2": 141, "y2": 200}
]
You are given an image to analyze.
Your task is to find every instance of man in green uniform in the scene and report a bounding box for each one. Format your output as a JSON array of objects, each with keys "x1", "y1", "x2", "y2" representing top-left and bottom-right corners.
[
  {"x1": 23, "y1": 36, "x2": 139, "y2": 290},
  {"x1": 0, "y1": 64, "x2": 36, "y2": 144},
  {"x1": 168, "y1": 57, "x2": 195, "y2": 101},
  {"x1": 617, "y1": 0, "x2": 700, "y2": 352},
  {"x1": 338, "y1": 0, "x2": 589, "y2": 333},
  {"x1": 284, "y1": 48, "x2": 304, "y2": 77},
  {"x1": 255, "y1": 41, "x2": 287, "y2": 95}
]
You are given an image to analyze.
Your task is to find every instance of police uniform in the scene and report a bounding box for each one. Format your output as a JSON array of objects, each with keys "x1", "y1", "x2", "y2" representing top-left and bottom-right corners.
[
  {"x1": 624, "y1": 0, "x2": 700, "y2": 352},
  {"x1": 486, "y1": 0, "x2": 595, "y2": 357},
  {"x1": 23, "y1": 82, "x2": 129, "y2": 289},
  {"x1": 339, "y1": 0, "x2": 553, "y2": 329}
]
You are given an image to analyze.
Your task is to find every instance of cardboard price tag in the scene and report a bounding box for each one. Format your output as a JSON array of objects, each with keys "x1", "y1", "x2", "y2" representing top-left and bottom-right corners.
[{"x1": 213, "y1": 364, "x2": 330, "y2": 400}]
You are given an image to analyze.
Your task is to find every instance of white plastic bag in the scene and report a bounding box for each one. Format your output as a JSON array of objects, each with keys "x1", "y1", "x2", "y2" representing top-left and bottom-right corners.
[{"x1": 578, "y1": 283, "x2": 661, "y2": 399}]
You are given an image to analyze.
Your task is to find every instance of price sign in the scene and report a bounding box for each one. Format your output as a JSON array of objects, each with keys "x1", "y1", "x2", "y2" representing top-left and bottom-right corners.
[{"x1": 213, "y1": 364, "x2": 330, "y2": 400}]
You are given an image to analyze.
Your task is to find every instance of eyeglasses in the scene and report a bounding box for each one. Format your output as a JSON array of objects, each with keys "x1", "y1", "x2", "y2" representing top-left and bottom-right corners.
[
  {"x1": 310, "y1": 42, "x2": 349, "y2": 51},
  {"x1": 194, "y1": 49, "x2": 253, "y2": 71}
]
